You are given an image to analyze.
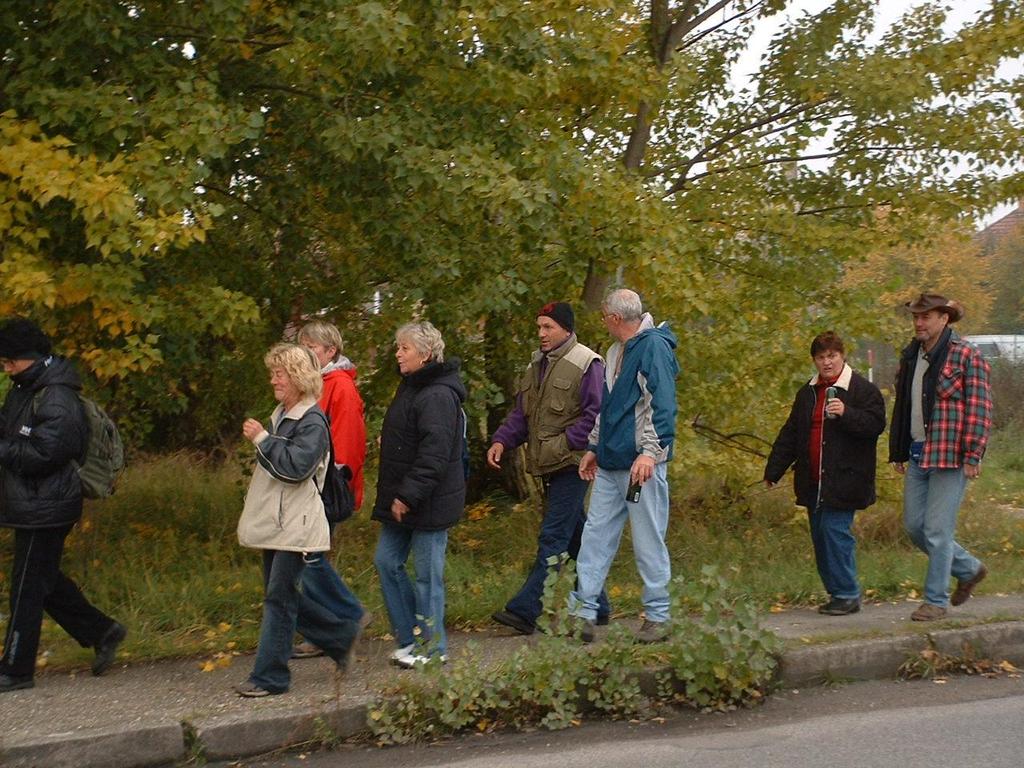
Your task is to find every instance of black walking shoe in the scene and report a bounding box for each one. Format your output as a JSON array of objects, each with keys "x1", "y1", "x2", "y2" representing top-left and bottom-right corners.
[
  {"x1": 572, "y1": 616, "x2": 596, "y2": 643},
  {"x1": 0, "y1": 673, "x2": 35, "y2": 693},
  {"x1": 492, "y1": 609, "x2": 536, "y2": 635},
  {"x1": 817, "y1": 598, "x2": 860, "y2": 616},
  {"x1": 92, "y1": 622, "x2": 128, "y2": 676}
]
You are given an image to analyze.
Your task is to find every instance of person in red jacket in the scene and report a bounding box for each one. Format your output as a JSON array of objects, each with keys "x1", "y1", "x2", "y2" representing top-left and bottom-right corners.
[
  {"x1": 290, "y1": 321, "x2": 370, "y2": 658},
  {"x1": 300, "y1": 322, "x2": 367, "y2": 509}
]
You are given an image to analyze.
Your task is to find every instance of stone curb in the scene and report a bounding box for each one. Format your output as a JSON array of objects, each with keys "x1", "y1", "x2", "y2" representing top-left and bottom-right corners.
[
  {"x1": 4, "y1": 621, "x2": 1024, "y2": 767},
  {"x1": 194, "y1": 702, "x2": 368, "y2": 762},
  {"x1": 777, "y1": 621, "x2": 1024, "y2": 686},
  {"x1": 0, "y1": 722, "x2": 184, "y2": 768}
]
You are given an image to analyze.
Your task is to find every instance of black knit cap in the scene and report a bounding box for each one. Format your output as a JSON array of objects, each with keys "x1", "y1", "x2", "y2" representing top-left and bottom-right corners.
[
  {"x1": 0, "y1": 317, "x2": 52, "y2": 360},
  {"x1": 537, "y1": 301, "x2": 574, "y2": 333}
]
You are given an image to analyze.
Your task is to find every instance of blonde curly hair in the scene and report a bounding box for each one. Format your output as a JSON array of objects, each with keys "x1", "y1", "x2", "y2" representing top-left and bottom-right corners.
[{"x1": 263, "y1": 343, "x2": 323, "y2": 400}]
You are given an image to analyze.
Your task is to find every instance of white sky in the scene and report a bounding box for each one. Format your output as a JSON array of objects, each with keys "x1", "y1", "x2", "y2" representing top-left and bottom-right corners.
[{"x1": 734, "y1": 0, "x2": 1023, "y2": 228}]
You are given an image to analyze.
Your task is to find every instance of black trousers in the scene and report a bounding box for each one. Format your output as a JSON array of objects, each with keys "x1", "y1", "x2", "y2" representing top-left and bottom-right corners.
[{"x1": 1, "y1": 524, "x2": 114, "y2": 678}]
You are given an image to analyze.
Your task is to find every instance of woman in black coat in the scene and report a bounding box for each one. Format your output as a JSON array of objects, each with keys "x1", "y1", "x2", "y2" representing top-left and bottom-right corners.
[
  {"x1": 764, "y1": 331, "x2": 886, "y2": 616},
  {"x1": 0, "y1": 318, "x2": 125, "y2": 693},
  {"x1": 372, "y1": 321, "x2": 466, "y2": 668}
]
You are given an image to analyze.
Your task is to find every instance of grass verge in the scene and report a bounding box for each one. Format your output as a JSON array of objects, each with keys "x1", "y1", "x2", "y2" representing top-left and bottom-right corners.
[{"x1": 1, "y1": 425, "x2": 1022, "y2": 672}]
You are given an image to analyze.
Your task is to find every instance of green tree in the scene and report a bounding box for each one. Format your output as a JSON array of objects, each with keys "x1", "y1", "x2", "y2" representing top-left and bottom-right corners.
[
  {"x1": 2, "y1": 1, "x2": 1023, "y2": 467},
  {"x1": 845, "y1": 220, "x2": 992, "y2": 334},
  {"x1": 985, "y1": 221, "x2": 1024, "y2": 331}
]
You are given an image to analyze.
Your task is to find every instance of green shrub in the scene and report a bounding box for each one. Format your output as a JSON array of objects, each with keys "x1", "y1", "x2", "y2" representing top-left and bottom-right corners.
[{"x1": 366, "y1": 564, "x2": 781, "y2": 745}]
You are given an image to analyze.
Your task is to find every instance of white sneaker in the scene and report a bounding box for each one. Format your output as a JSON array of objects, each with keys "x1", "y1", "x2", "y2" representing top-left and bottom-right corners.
[
  {"x1": 389, "y1": 644, "x2": 415, "y2": 664},
  {"x1": 395, "y1": 653, "x2": 447, "y2": 670}
]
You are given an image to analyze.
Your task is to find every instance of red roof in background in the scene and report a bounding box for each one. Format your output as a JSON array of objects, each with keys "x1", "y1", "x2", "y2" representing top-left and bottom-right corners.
[{"x1": 977, "y1": 200, "x2": 1024, "y2": 253}]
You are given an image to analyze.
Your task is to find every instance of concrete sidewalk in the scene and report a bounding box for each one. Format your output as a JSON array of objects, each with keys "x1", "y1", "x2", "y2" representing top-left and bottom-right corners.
[{"x1": 2, "y1": 595, "x2": 1023, "y2": 767}]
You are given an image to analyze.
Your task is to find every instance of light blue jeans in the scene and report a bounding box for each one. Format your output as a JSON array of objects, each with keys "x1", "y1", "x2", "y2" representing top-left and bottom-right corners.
[
  {"x1": 373, "y1": 523, "x2": 448, "y2": 656},
  {"x1": 571, "y1": 463, "x2": 671, "y2": 623},
  {"x1": 903, "y1": 455, "x2": 981, "y2": 607}
]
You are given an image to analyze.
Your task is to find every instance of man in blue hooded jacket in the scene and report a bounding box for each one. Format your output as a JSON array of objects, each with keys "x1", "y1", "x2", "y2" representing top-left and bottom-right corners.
[{"x1": 571, "y1": 289, "x2": 679, "y2": 644}]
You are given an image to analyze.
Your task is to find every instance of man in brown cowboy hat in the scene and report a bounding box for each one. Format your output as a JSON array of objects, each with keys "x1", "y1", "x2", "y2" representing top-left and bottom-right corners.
[{"x1": 889, "y1": 293, "x2": 992, "y2": 621}]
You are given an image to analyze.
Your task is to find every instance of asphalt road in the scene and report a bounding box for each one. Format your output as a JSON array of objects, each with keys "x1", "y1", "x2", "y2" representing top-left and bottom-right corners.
[{"x1": 220, "y1": 674, "x2": 1024, "y2": 768}]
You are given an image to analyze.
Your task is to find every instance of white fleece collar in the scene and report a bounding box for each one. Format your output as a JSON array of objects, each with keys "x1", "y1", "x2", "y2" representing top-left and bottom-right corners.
[{"x1": 809, "y1": 362, "x2": 853, "y2": 390}]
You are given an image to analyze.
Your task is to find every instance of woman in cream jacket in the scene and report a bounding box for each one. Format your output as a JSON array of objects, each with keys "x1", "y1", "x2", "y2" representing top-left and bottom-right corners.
[{"x1": 235, "y1": 343, "x2": 360, "y2": 697}]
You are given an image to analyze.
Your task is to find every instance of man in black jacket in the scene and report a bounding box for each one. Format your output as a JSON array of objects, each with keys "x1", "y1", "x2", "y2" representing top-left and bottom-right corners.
[
  {"x1": 0, "y1": 318, "x2": 126, "y2": 692},
  {"x1": 764, "y1": 331, "x2": 886, "y2": 616}
]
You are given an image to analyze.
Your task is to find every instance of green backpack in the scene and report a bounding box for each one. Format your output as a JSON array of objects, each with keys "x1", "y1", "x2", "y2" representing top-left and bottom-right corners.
[{"x1": 34, "y1": 388, "x2": 125, "y2": 499}]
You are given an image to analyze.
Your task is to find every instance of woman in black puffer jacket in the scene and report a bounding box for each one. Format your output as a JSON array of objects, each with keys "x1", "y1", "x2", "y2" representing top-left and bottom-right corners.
[
  {"x1": 763, "y1": 331, "x2": 885, "y2": 618},
  {"x1": 372, "y1": 321, "x2": 466, "y2": 669},
  {"x1": 0, "y1": 318, "x2": 125, "y2": 693}
]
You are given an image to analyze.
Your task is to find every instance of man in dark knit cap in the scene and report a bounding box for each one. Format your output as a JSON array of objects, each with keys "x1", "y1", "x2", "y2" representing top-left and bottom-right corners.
[
  {"x1": 0, "y1": 318, "x2": 126, "y2": 692},
  {"x1": 486, "y1": 302, "x2": 609, "y2": 634}
]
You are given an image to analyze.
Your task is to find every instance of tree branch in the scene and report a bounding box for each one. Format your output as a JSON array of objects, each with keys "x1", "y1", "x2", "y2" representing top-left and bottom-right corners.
[
  {"x1": 645, "y1": 110, "x2": 857, "y2": 177},
  {"x1": 680, "y1": 145, "x2": 939, "y2": 186},
  {"x1": 623, "y1": 1, "x2": 753, "y2": 173},
  {"x1": 676, "y1": 0, "x2": 768, "y2": 54},
  {"x1": 203, "y1": 183, "x2": 273, "y2": 221},
  {"x1": 243, "y1": 82, "x2": 323, "y2": 101},
  {"x1": 665, "y1": 99, "x2": 831, "y2": 193},
  {"x1": 661, "y1": 0, "x2": 735, "y2": 63},
  {"x1": 796, "y1": 202, "x2": 889, "y2": 216}
]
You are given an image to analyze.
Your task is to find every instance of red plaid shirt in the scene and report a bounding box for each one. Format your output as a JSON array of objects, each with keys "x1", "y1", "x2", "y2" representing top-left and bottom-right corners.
[{"x1": 920, "y1": 339, "x2": 992, "y2": 469}]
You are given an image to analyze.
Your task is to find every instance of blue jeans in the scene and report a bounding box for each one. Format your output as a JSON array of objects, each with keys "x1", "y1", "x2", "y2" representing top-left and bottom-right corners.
[
  {"x1": 903, "y1": 454, "x2": 981, "y2": 607},
  {"x1": 249, "y1": 550, "x2": 361, "y2": 693},
  {"x1": 808, "y1": 506, "x2": 860, "y2": 600},
  {"x1": 570, "y1": 463, "x2": 671, "y2": 623},
  {"x1": 300, "y1": 546, "x2": 364, "y2": 624},
  {"x1": 373, "y1": 524, "x2": 448, "y2": 656},
  {"x1": 504, "y1": 469, "x2": 610, "y2": 625}
]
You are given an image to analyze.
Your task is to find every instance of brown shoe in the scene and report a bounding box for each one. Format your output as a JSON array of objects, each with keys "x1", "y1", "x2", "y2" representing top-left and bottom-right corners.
[
  {"x1": 291, "y1": 641, "x2": 324, "y2": 659},
  {"x1": 910, "y1": 603, "x2": 947, "y2": 621},
  {"x1": 951, "y1": 564, "x2": 988, "y2": 606},
  {"x1": 635, "y1": 619, "x2": 669, "y2": 644}
]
